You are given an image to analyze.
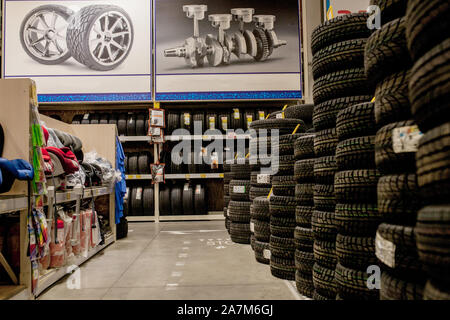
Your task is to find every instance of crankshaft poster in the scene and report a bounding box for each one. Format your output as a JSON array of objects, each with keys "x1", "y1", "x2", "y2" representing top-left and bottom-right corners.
[
  {"x1": 2, "y1": 0, "x2": 152, "y2": 102},
  {"x1": 154, "y1": 0, "x2": 303, "y2": 101}
]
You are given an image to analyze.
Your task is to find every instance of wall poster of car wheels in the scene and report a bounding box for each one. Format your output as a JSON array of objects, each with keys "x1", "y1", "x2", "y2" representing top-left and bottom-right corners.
[
  {"x1": 154, "y1": 0, "x2": 303, "y2": 101},
  {"x1": 2, "y1": 0, "x2": 152, "y2": 102}
]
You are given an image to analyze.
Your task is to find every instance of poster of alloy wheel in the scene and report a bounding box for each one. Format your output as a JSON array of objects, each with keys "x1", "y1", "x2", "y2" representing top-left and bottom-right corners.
[
  {"x1": 2, "y1": 0, "x2": 152, "y2": 103},
  {"x1": 154, "y1": 0, "x2": 303, "y2": 101}
]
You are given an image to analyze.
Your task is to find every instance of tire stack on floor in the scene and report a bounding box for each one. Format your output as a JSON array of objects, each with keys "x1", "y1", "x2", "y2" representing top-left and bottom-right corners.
[
  {"x1": 229, "y1": 160, "x2": 252, "y2": 244},
  {"x1": 293, "y1": 133, "x2": 316, "y2": 298},
  {"x1": 311, "y1": 13, "x2": 372, "y2": 300},
  {"x1": 405, "y1": 0, "x2": 450, "y2": 300},
  {"x1": 251, "y1": 197, "x2": 271, "y2": 265},
  {"x1": 250, "y1": 115, "x2": 305, "y2": 281},
  {"x1": 224, "y1": 160, "x2": 232, "y2": 234},
  {"x1": 334, "y1": 102, "x2": 380, "y2": 300},
  {"x1": 365, "y1": 0, "x2": 425, "y2": 300}
]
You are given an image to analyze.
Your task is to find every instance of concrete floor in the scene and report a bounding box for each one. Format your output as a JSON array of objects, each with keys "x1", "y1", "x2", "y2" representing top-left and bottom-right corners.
[{"x1": 38, "y1": 221, "x2": 302, "y2": 300}]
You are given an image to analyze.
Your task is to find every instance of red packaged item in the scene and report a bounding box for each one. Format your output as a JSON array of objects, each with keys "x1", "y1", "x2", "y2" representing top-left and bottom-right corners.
[
  {"x1": 49, "y1": 219, "x2": 65, "y2": 268},
  {"x1": 80, "y1": 209, "x2": 92, "y2": 257},
  {"x1": 63, "y1": 212, "x2": 73, "y2": 259},
  {"x1": 71, "y1": 213, "x2": 81, "y2": 256}
]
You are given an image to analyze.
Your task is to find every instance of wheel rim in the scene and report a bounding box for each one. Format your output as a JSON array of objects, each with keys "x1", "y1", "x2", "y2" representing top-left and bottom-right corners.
[
  {"x1": 23, "y1": 9, "x2": 70, "y2": 61},
  {"x1": 88, "y1": 11, "x2": 132, "y2": 67}
]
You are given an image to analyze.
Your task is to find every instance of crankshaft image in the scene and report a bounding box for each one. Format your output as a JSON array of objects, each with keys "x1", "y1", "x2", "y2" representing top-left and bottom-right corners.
[{"x1": 164, "y1": 5, "x2": 287, "y2": 68}]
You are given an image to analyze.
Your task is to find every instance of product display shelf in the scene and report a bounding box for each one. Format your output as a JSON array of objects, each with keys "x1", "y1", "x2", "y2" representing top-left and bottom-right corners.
[
  {"x1": 125, "y1": 173, "x2": 224, "y2": 180},
  {"x1": 119, "y1": 134, "x2": 251, "y2": 143},
  {"x1": 0, "y1": 196, "x2": 28, "y2": 215},
  {"x1": 34, "y1": 232, "x2": 115, "y2": 297},
  {"x1": 128, "y1": 212, "x2": 224, "y2": 222}
]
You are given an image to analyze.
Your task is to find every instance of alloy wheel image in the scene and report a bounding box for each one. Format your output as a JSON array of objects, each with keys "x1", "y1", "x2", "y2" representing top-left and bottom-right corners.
[
  {"x1": 20, "y1": 5, "x2": 75, "y2": 65},
  {"x1": 66, "y1": 5, "x2": 134, "y2": 71}
]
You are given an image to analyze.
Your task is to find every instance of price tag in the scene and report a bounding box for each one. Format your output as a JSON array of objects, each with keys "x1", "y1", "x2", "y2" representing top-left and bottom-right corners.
[
  {"x1": 209, "y1": 117, "x2": 216, "y2": 130},
  {"x1": 66, "y1": 193, "x2": 71, "y2": 200},
  {"x1": 136, "y1": 175, "x2": 142, "y2": 179},
  {"x1": 195, "y1": 185, "x2": 202, "y2": 195},
  {"x1": 233, "y1": 108, "x2": 240, "y2": 120},
  {"x1": 83, "y1": 113, "x2": 90, "y2": 120},
  {"x1": 221, "y1": 117, "x2": 228, "y2": 130},
  {"x1": 257, "y1": 174, "x2": 271, "y2": 184},
  {"x1": 392, "y1": 125, "x2": 423, "y2": 153},
  {"x1": 233, "y1": 186, "x2": 246, "y2": 194},
  {"x1": 184, "y1": 113, "x2": 191, "y2": 125},
  {"x1": 263, "y1": 249, "x2": 271, "y2": 259},
  {"x1": 227, "y1": 209, "x2": 230, "y2": 217},
  {"x1": 136, "y1": 188, "x2": 143, "y2": 200},
  {"x1": 246, "y1": 115, "x2": 253, "y2": 127},
  {"x1": 185, "y1": 174, "x2": 191, "y2": 179},
  {"x1": 184, "y1": 184, "x2": 190, "y2": 191},
  {"x1": 258, "y1": 111, "x2": 265, "y2": 120},
  {"x1": 276, "y1": 112, "x2": 284, "y2": 119},
  {"x1": 219, "y1": 173, "x2": 224, "y2": 178},
  {"x1": 375, "y1": 232, "x2": 396, "y2": 268},
  {"x1": 200, "y1": 174, "x2": 207, "y2": 178},
  {"x1": 250, "y1": 221, "x2": 255, "y2": 233}
]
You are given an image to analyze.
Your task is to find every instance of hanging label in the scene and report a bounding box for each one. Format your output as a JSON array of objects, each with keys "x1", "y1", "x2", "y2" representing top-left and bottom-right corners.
[
  {"x1": 184, "y1": 184, "x2": 189, "y2": 191},
  {"x1": 221, "y1": 117, "x2": 228, "y2": 130},
  {"x1": 83, "y1": 113, "x2": 90, "y2": 120},
  {"x1": 263, "y1": 249, "x2": 271, "y2": 259},
  {"x1": 233, "y1": 186, "x2": 246, "y2": 194},
  {"x1": 136, "y1": 188, "x2": 143, "y2": 200},
  {"x1": 195, "y1": 185, "x2": 202, "y2": 195},
  {"x1": 258, "y1": 111, "x2": 265, "y2": 120},
  {"x1": 209, "y1": 117, "x2": 215, "y2": 130},
  {"x1": 375, "y1": 232, "x2": 396, "y2": 268},
  {"x1": 392, "y1": 125, "x2": 423, "y2": 153},
  {"x1": 250, "y1": 221, "x2": 255, "y2": 233},
  {"x1": 246, "y1": 115, "x2": 253, "y2": 127},
  {"x1": 257, "y1": 174, "x2": 271, "y2": 184},
  {"x1": 57, "y1": 220, "x2": 65, "y2": 243},
  {"x1": 184, "y1": 113, "x2": 191, "y2": 125},
  {"x1": 276, "y1": 112, "x2": 284, "y2": 119},
  {"x1": 233, "y1": 109, "x2": 240, "y2": 120}
]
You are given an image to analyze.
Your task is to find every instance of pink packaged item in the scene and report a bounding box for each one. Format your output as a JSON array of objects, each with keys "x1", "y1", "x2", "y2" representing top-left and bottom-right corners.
[
  {"x1": 80, "y1": 209, "x2": 92, "y2": 257},
  {"x1": 49, "y1": 219, "x2": 65, "y2": 268},
  {"x1": 71, "y1": 213, "x2": 81, "y2": 256}
]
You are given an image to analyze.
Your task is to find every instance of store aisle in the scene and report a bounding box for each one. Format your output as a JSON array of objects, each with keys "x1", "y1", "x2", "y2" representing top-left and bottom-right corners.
[{"x1": 38, "y1": 221, "x2": 302, "y2": 300}]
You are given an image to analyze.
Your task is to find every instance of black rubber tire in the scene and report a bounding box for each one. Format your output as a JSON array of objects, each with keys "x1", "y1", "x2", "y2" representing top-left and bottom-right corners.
[
  {"x1": 335, "y1": 203, "x2": 383, "y2": 237},
  {"x1": 336, "y1": 136, "x2": 376, "y2": 170},
  {"x1": 230, "y1": 222, "x2": 251, "y2": 244},
  {"x1": 295, "y1": 269, "x2": 314, "y2": 298},
  {"x1": 294, "y1": 159, "x2": 315, "y2": 183},
  {"x1": 270, "y1": 216, "x2": 296, "y2": 238},
  {"x1": 370, "y1": 0, "x2": 408, "y2": 25},
  {"x1": 135, "y1": 113, "x2": 146, "y2": 136},
  {"x1": 375, "y1": 120, "x2": 417, "y2": 174},
  {"x1": 20, "y1": 5, "x2": 74, "y2": 65},
  {"x1": 313, "y1": 184, "x2": 336, "y2": 212},
  {"x1": 294, "y1": 226, "x2": 314, "y2": 252},
  {"x1": 170, "y1": 185, "x2": 183, "y2": 215},
  {"x1": 312, "y1": 210, "x2": 337, "y2": 241},
  {"x1": 314, "y1": 128, "x2": 338, "y2": 157},
  {"x1": 108, "y1": 113, "x2": 118, "y2": 125},
  {"x1": 312, "y1": 263, "x2": 337, "y2": 299},
  {"x1": 230, "y1": 108, "x2": 244, "y2": 130},
  {"x1": 267, "y1": 111, "x2": 282, "y2": 120},
  {"x1": 194, "y1": 185, "x2": 207, "y2": 215},
  {"x1": 405, "y1": 0, "x2": 450, "y2": 61},
  {"x1": 66, "y1": 5, "x2": 134, "y2": 71},
  {"x1": 269, "y1": 196, "x2": 297, "y2": 218},
  {"x1": 312, "y1": 39, "x2": 366, "y2": 80},
  {"x1": 296, "y1": 206, "x2": 314, "y2": 228},
  {"x1": 336, "y1": 234, "x2": 377, "y2": 270},
  {"x1": 229, "y1": 200, "x2": 251, "y2": 223},
  {"x1": 378, "y1": 174, "x2": 422, "y2": 226},
  {"x1": 272, "y1": 176, "x2": 296, "y2": 197},
  {"x1": 311, "y1": 13, "x2": 370, "y2": 56},
  {"x1": 270, "y1": 255, "x2": 296, "y2": 281},
  {"x1": 127, "y1": 154, "x2": 138, "y2": 174},
  {"x1": 313, "y1": 68, "x2": 371, "y2": 105},
  {"x1": 335, "y1": 263, "x2": 379, "y2": 300},
  {"x1": 89, "y1": 114, "x2": 100, "y2": 124},
  {"x1": 273, "y1": 134, "x2": 305, "y2": 156},
  {"x1": 182, "y1": 184, "x2": 194, "y2": 216},
  {"x1": 250, "y1": 119, "x2": 306, "y2": 135},
  {"x1": 423, "y1": 280, "x2": 450, "y2": 301},
  {"x1": 159, "y1": 187, "x2": 171, "y2": 216},
  {"x1": 374, "y1": 70, "x2": 411, "y2": 127},
  {"x1": 142, "y1": 187, "x2": 154, "y2": 216},
  {"x1": 71, "y1": 115, "x2": 83, "y2": 124},
  {"x1": 380, "y1": 270, "x2": 424, "y2": 300},
  {"x1": 314, "y1": 239, "x2": 337, "y2": 269},
  {"x1": 314, "y1": 156, "x2": 338, "y2": 184},
  {"x1": 376, "y1": 223, "x2": 422, "y2": 275},
  {"x1": 415, "y1": 205, "x2": 450, "y2": 284},
  {"x1": 335, "y1": 170, "x2": 381, "y2": 203},
  {"x1": 284, "y1": 104, "x2": 315, "y2": 122},
  {"x1": 229, "y1": 180, "x2": 251, "y2": 201},
  {"x1": 137, "y1": 153, "x2": 150, "y2": 174},
  {"x1": 313, "y1": 290, "x2": 334, "y2": 301},
  {"x1": 295, "y1": 249, "x2": 314, "y2": 274},
  {"x1": 126, "y1": 114, "x2": 136, "y2": 137},
  {"x1": 254, "y1": 220, "x2": 270, "y2": 243},
  {"x1": 336, "y1": 103, "x2": 376, "y2": 141},
  {"x1": 294, "y1": 134, "x2": 315, "y2": 160},
  {"x1": 365, "y1": 17, "x2": 411, "y2": 86},
  {"x1": 117, "y1": 114, "x2": 127, "y2": 136},
  {"x1": 99, "y1": 114, "x2": 109, "y2": 124},
  {"x1": 409, "y1": 38, "x2": 450, "y2": 132},
  {"x1": 250, "y1": 187, "x2": 271, "y2": 201},
  {"x1": 270, "y1": 235, "x2": 296, "y2": 259},
  {"x1": 167, "y1": 112, "x2": 180, "y2": 135},
  {"x1": 313, "y1": 96, "x2": 372, "y2": 131},
  {"x1": 295, "y1": 184, "x2": 314, "y2": 206},
  {"x1": 273, "y1": 155, "x2": 296, "y2": 176},
  {"x1": 254, "y1": 240, "x2": 270, "y2": 265},
  {"x1": 250, "y1": 197, "x2": 270, "y2": 221},
  {"x1": 131, "y1": 187, "x2": 143, "y2": 216},
  {"x1": 231, "y1": 162, "x2": 251, "y2": 180}
]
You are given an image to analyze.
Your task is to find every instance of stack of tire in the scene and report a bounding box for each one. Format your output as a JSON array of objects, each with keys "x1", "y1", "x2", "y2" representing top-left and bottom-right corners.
[
  {"x1": 125, "y1": 153, "x2": 151, "y2": 175},
  {"x1": 229, "y1": 160, "x2": 252, "y2": 244},
  {"x1": 405, "y1": 0, "x2": 450, "y2": 300},
  {"x1": 293, "y1": 133, "x2": 316, "y2": 298},
  {"x1": 128, "y1": 186, "x2": 154, "y2": 216},
  {"x1": 334, "y1": 102, "x2": 380, "y2": 300},
  {"x1": 311, "y1": 12, "x2": 372, "y2": 300},
  {"x1": 365, "y1": 0, "x2": 425, "y2": 300},
  {"x1": 224, "y1": 160, "x2": 232, "y2": 233},
  {"x1": 159, "y1": 183, "x2": 207, "y2": 216}
]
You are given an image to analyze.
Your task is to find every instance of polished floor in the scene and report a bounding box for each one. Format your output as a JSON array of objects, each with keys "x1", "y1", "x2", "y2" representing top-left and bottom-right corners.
[{"x1": 39, "y1": 221, "x2": 303, "y2": 300}]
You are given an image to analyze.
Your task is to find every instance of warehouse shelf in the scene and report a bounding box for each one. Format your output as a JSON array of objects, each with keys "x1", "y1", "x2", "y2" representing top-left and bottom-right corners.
[
  {"x1": 35, "y1": 232, "x2": 114, "y2": 297},
  {"x1": 0, "y1": 196, "x2": 28, "y2": 215},
  {"x1": 125, "y1": 173, "x2": 224, "y2": 180},
  {"x1": 119, "y1": 136, "x2": 151, "y2": 142},
  {"x1": 47, "y1": 186, "x2": 110, "y2": 205},
  {"x1": 165, "y1": 134, "x2": 250, "y2": 141},
  {"x1": 128, "y1": 212, "x2": 224, "y2": 222}
]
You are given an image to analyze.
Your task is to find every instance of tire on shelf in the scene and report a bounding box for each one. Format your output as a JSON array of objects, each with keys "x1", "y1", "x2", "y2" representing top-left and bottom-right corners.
[
  {"x1": 182, "y1": 184, "x2": 194, "y2": 215},
  {"x1": 167, "y1": 112, "x2": 180, "y2": 135},
  {"x1": 272, "y1": 175, "x2": 296, "y2": 197},
  {"x1": 126, "y1": 114, "x2": 136, "y2": 137},
  {"x1": 159, "y1": 186, "x2": 172, "y2": 216},
  {"x1": 137, "y1": 153, "x2": 150, "y2": 174},
  {"x1": 142, "y1": 187, "x2": 154, "y2": 216},
  {"x1": 99, "y1": 114, "x2": 109, "y2": 124},
  {"x1": 334, "y1": 170, "x2": 381, "y2": 203},
  {"x1": 89, "y1": 114, "x2": 100, "y2": 124},
  {"x1": 117, "y1": 113, "x2": 127, "y2": 136},
  {"x1": 170, "y1": 185, "x2": 183, "y2": 216},
  {"x1": 194, "y1": 184, "x2": 207, "y2": 215},
  {"x1": 131, "y1": 187, "x2": 144, "y2": 216},
  {"x1": 135, "y1": 113, "x2": 146, "y2": 136},
  {"x1": 284, "y1": 104, "x2": 315, "y2": 122},
  {"x1": 127, "y1": 154, "x2": 138, "y2": 174},
  {"x1": 294, "y1": 134, "x2": 315, "y2": 160}
]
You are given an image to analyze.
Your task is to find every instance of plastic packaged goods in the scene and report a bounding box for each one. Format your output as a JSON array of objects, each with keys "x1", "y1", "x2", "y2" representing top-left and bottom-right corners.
[
  {"x1": 90, "y1": 210, "x2": 102, "y2": 249},
  {"x1": 80, "y1": 209, "x2": 92, "y2": 257},
  {"x1": 63, "y1": 211, "x2": 73, "y2": 259},
  {"x1": 39, "y1": 219, "x2": 51, "y2": 271},
  {"x1": 71, "y1": 213, "x2": 81, "y2": 256},
  {"x1": 49, "y1": 218, "x2": 66, "y2": 268}
]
